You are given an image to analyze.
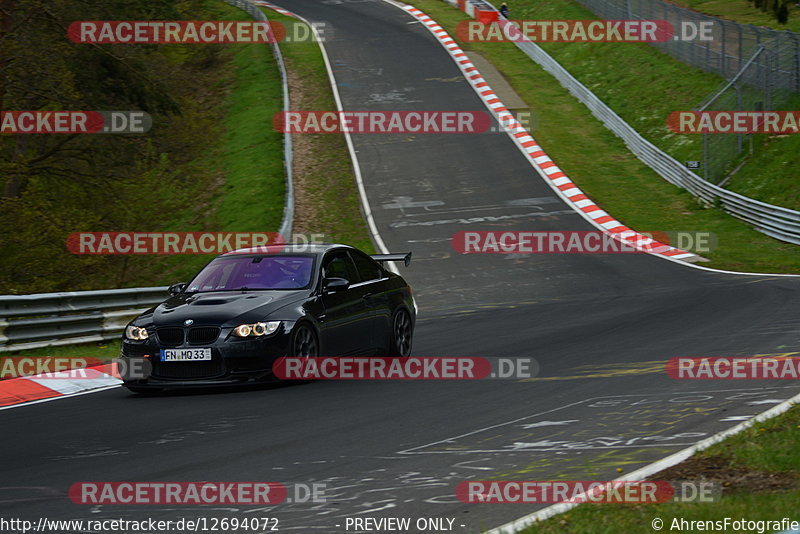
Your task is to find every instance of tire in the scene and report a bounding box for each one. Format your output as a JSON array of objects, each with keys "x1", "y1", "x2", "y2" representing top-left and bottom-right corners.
[
  {"x1": 388, "y1": 308, "x2": 413, "y2": 357},
  {"x1": 288, "y1": 323, "x2": 320, "y2": 383},
  {"x1": 291, "y1": 322, "x2": 319, "y2": 359}
]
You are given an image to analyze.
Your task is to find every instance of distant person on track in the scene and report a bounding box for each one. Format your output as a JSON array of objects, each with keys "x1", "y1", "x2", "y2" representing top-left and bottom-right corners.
[{"x1": 499, "y1": 2, "x2": 509, "y2": 18}]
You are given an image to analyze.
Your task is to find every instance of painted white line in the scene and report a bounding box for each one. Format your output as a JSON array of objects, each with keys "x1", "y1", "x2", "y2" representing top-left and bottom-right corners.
[
  {"x1": 264, "y1": 5, "x2": 397, "y2": 273},
  {"x1": 25, "y1": 375, "x2": 121, "y2": 395},
  {"x1": 485, "y1": 389, "x2": 800, "y2": 534},
  {"x1": 520, "y1": 419, "x2": 578, "y2": 429},
  {"x1": 380, "y1": 0, "x2": 701, "y2": 265},
  {"x1": 720, "y1": 416, "x2": 752, "y2": 422},
  {"x1": 380, "y1": 0, "x2": 800, "y2": 279},
  {"x1": 398, "y1": 397, "x2": 590, "y2": 454},
  {"x1": 651, "y1": 251, "x2": 800, "y2": 277}
]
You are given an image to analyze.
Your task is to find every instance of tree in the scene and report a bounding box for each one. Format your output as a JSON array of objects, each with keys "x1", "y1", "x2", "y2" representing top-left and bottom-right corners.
[{"x1": 0, "y1": 0, "x2": 230, "y2": 292}]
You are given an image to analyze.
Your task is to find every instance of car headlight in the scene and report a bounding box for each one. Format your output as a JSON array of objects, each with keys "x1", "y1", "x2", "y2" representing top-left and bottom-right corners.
[
  {"x1": 233, "y1": 321, "x2": 281, "y2": 338},
  {"x1": 125, "y1": 325, "x2": 149, "y2": 341}
]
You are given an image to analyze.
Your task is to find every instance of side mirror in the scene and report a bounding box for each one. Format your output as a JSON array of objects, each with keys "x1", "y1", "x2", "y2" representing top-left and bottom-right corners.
[
  {"x1": 323, "y1": 277, "x2": 350, "y2": 293},
  {"x1": 168, "y1": 282, "x2": 187, "y2": 296}
]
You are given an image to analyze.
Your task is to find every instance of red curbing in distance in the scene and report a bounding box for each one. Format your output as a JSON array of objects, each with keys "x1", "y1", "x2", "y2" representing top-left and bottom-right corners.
[{"x1": 255, "y1": 0, "x2": 696, "y2": 261}]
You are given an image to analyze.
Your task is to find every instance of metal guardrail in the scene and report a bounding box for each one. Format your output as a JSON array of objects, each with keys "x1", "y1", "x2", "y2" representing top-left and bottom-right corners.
[
  {"x1": 501, "y1": 22, "x2": 800, "y2": 245},
  {"x1": 0, "y1": 0, "x2": 295, "y2": 353},
  {"x1": 0, "y1": 287, "x2": 169, "y2": 352},
  {"x1": 451, "y1": 0, "x2": 800, "y2": 245}
]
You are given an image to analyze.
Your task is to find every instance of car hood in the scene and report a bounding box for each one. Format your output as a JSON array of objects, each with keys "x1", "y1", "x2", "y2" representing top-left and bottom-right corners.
[{"x1": 139, "y1": 290, "x2": 310, "y2": 327}]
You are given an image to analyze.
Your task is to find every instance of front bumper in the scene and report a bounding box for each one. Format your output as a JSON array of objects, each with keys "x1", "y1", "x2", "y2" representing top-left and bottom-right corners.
[{"x1": 120, "y1": 325, "x2": 292, "y2": 388}]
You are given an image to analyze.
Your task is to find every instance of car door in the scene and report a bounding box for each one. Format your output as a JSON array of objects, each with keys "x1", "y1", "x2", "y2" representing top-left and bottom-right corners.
[
  {"x1": 347, "y1": 250, "x2": 391, "y2": 353},
  {"x1": 318, "y1": 250, "x2": 372, "y2": 356}
]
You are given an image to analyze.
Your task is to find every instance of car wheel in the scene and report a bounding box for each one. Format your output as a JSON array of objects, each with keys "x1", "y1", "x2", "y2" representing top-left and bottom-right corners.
[
  {"x1": 291, "y1": 323, "x2": 319, "y2": 359},
  {"x1": 389, "y1": 308, "x2": 413, "y2": 357}
]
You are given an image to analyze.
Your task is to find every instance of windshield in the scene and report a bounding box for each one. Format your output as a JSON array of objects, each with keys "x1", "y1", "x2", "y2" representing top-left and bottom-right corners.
[{"x1": 186, "y1": 255, "x2": 315, "y2": 292}]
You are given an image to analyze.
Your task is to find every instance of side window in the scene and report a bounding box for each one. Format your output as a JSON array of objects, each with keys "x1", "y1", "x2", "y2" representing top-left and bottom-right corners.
[
  {"x1": 321, "y1": 251, "x2": 358, "y2": 283},
  {"x1": 349, "y1": 251, "x2": 383, "y2": 283}
]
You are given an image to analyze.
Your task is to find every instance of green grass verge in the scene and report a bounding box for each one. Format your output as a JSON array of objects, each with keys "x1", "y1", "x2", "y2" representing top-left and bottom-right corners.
[
  {"x1": 722, "y1": 133, "x2": 800, "y2": 210},
  {"x1": 406, "y1": 0, "x2": 800, "y2": 273},
  {"x1": 0, "y1": 342, "x2": 121, "y2": 366},
  {"x1": 520, "y1": 405, "x2": 800, "y2": 533},
  {"x1": 101, "y1": 1, "x2": 288, "y2": 287},
  {"x1": 510, "y1": 0, "x2": 800, "y2": 211},
  {"x1": 672, "y1": 0, "x2": 800, "y2": 32},
  {"x1": 217, "y1": 41, "x2": 286, "y2": 233}
]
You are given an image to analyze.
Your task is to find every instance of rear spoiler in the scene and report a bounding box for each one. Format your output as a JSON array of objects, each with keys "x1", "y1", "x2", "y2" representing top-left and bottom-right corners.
[{"x1": 370, "y1": 252, "x2": 412, "y2": 267}]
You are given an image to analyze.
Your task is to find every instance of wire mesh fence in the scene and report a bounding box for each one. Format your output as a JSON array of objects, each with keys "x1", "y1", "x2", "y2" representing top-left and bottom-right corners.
[
  {"x1": 574, "y1": 0, "x2": 800, "y2": 85},
  {"x1": 575, "y1": 0, "x2": 800, "y2": 184},
  {"x1": 696, "y1": 35, "x2": 800, "y2": 183}
]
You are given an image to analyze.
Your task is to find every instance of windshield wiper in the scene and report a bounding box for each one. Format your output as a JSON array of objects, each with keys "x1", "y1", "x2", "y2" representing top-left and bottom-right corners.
[
  {"x1": 194, "y1": 287, "x2": 277, "y2": 293},
  {"x1": 234, "y1": 287, "x2": 275, "y2": 292}
]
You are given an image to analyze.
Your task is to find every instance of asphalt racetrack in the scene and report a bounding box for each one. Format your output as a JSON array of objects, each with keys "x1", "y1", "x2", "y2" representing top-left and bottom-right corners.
[{"x1": 2, "y1": 1, "x2": 800, "y2": 532}]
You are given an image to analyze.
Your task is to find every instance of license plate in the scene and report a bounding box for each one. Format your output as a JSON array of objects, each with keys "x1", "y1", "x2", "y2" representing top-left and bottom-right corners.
[{"x1": 160, "y1": 348, "x2": 212, "y2": 362}]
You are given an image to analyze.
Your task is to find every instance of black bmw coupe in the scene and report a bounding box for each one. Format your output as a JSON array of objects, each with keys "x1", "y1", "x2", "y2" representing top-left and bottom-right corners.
[{"x1": 120, "y1": 244, "x2": 415, "y2": 391}]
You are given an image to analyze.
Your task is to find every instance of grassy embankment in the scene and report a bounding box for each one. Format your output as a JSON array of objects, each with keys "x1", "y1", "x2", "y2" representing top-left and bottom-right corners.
[{"x1": 405, "y1": 0, "x2": 800, "y2": 273}]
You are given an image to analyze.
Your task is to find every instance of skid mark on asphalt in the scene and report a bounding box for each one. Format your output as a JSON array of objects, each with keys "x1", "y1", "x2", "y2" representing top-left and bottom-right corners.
[
  {"x1": 525, "y1": 360, "x2": 666, "y2": 381},
  {"x1": 44, "y1": 416, "x2": 259, "y2": 461},
  {"x1": 144, "y1": 388, "x2": 792, "y2": 530},
  {"x1": 378, "y1": 194, "x2": 577, "y2": 229},
  {"x1": 23, "y1": 390, "x2": 799, "y2": 532},
  {"x1": 69, "y1": 468, "x2": 473, "y2": 531},
  {"x1": 490, "y1": 446, "x2": 678, "y2": 479},
  {"x1": 423, "y1": 76, "x2": 465, "y2": 83},
  {"x1": 389, "y1": 210, "x2": 575, "y2": 228},
  {"x1": 40, "y1": 387, "x2": 796, "y2": 533},
  {"x1": 382, "y1": 196, "x2": 562, "y2": 216},
  {"x1": 524, "y1": 351, "x2": 800, "y2": 382},
  {"x1": 400, "y1": 388, "x2": 796, "y2": 454}
]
